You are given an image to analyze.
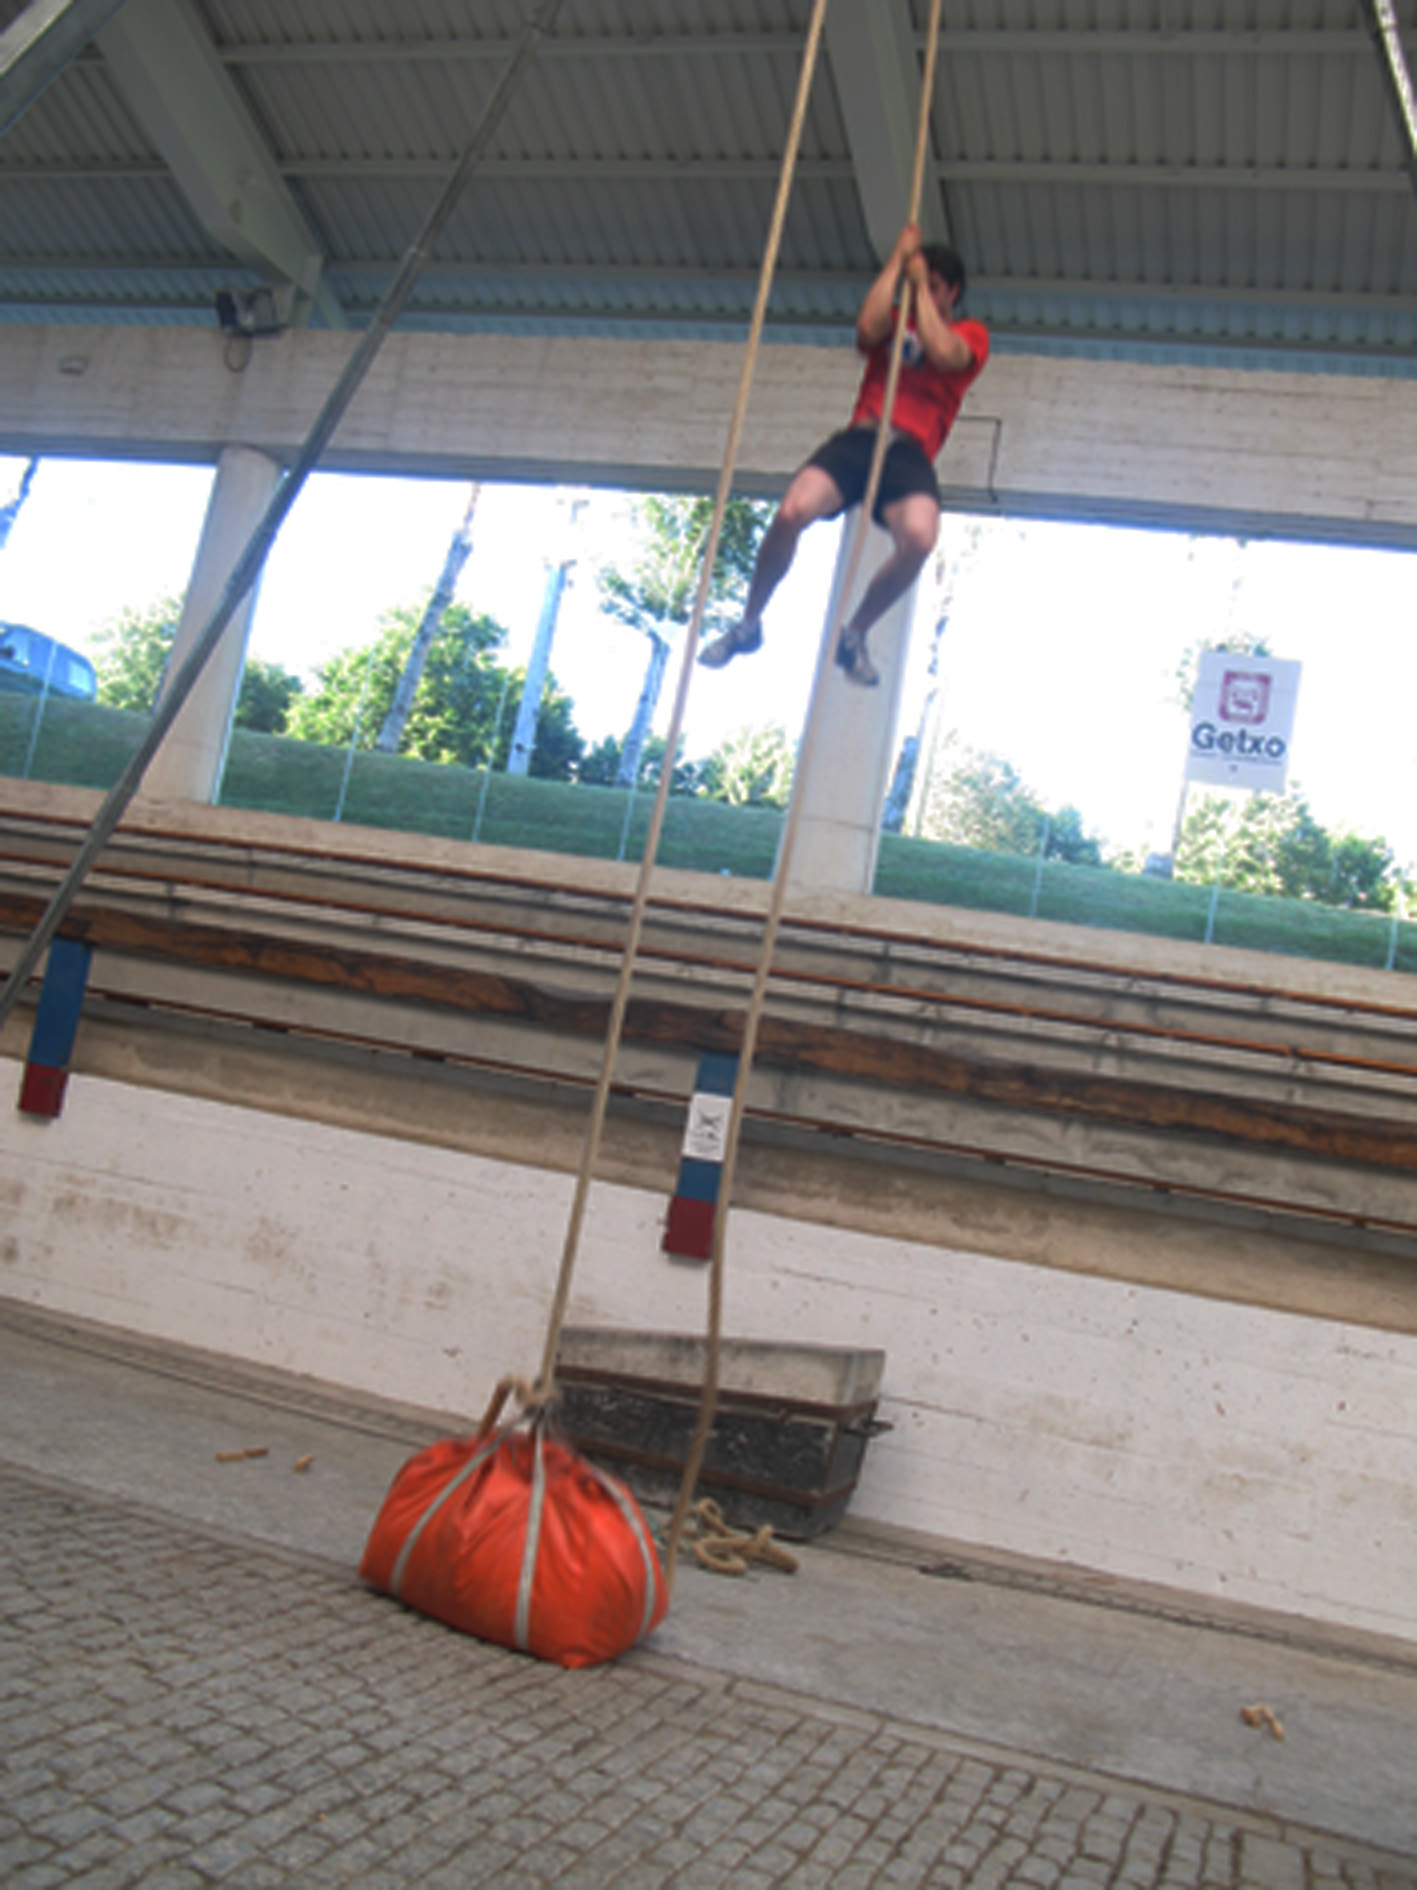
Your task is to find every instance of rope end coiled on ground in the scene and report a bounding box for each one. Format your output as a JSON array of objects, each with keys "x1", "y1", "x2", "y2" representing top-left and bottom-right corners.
[{"x1": 686, "y1": 1498, "x2": 799, "y2": 1577}]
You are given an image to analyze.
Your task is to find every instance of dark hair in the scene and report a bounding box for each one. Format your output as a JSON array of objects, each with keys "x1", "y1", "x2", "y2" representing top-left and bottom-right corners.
[{"x1": 920, "y1": 242, "x2": 966, "y2": 300}]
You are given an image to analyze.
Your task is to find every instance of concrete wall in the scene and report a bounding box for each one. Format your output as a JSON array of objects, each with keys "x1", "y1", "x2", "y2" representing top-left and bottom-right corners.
[
  {"x1": 3, "y1": 324, "x2": 1416, "y2": 546},
  {"x1": 3, "y1": 1064, "x2": 1414, "y2": 1647}
]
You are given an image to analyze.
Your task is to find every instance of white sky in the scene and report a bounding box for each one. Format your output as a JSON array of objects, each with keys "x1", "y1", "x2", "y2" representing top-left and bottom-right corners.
[{"x1": 2, "y1": 452, "x2": 1415, "y2": 870}]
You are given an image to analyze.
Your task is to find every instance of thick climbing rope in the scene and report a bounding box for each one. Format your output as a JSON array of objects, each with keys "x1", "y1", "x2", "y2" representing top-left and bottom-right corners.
[
  {"x1": 531, "y1": 0, "x2": 833, "y2": 1404},
  {"x1": 474, "y1": 1372, "x2": 550, "y2": 1440},
  {"x1": 0, "y1": 0, "x2": 567, "y2": 1033},
  {"x1": 684, "y1": 1500, "x2": 799, "y2": 1578},
  {"x1": 662, "y1": 0, "x2": 946, "y2": 1589}
]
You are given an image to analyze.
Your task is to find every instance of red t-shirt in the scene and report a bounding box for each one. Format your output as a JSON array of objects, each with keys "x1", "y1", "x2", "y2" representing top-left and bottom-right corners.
[{"x1": 849, "y1": 317, "x2": 990, "y2": 462}]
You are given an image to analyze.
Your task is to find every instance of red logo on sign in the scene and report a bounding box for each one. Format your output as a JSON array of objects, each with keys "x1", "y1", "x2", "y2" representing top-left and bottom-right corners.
[{"x1": 1219, "y1": 671, "x2": 1271, "y2": 725}]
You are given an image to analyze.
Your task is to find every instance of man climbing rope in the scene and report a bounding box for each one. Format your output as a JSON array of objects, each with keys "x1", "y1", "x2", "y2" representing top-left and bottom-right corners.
[{"x1": 698, "y1": 222, "x2": 989, "y2": 688}]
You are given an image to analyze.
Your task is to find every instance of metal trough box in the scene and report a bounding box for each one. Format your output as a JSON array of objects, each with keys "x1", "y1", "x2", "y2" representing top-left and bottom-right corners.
[{"x1": 554, "y1": 1327, "x2": 888, "y2": 1541}]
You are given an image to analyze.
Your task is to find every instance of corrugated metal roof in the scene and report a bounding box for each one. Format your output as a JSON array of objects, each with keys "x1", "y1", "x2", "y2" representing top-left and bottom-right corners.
[{"x1": 0, "y1": 0, "x2": 1414, "y2": 373}]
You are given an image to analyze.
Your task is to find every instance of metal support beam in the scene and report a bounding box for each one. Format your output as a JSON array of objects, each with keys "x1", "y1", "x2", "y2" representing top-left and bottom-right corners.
[
  {"x1": 95, "y1": 0, "x2": 345, "y2": 329},
  {"x1": 922, "y1": 158, "x2": 1410, "y2": 195},
  {"x1": 7, "y1": 152, "x2": 1408, "y2": 195},
  {"x1": 824, "y1": 0, "x2": 947, "y2": 258},
  {"x1": 1361, "y1": 0, "x2": 1417, "y2": 201},
  {"x1": 210, "y1": 26, "x2": 1376, "y2": 68},
  {"x1": 0, "y1": 0, "x2": 130, "y2": 137}
]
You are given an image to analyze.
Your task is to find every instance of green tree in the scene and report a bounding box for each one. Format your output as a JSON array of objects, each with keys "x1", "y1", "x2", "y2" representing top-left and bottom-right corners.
[
  {"x1": 499, "y1": 671, "x2": 582, "y2": 779},
  {"x1": 237, "y1": 657, "x2": 303, "y2": 734},
  {"x1": 919, "y1": 743, "x2": 1105, "y2": 864},
  {"x1": 92, "y1": 595, "x2": 182, "y2": 711},
  {"x1": 287, "y1": 604, "x2": 494, "y2": 753},
  {"x1": 698, "y1": 723, "x2": 795, "y2": 808},
  {"x1": 1176, "y1": 788, "x2": 1408, "y2": 911},
  {"x1": 1045, "y1": 805, "x2": 1105, "y2": 868},
  {"x1": 376, "y1": 483, "x2": 479, "y2": 754},
  {"x1": 577, "y1": 735, "x2": 622, "y2": 788},
  {"x1": 93, "y1": 597, "x2": 303, "y2": 735},
  {"x1": 1172, "y1": 792, "x2": 1232, "y2": 886},
  {"x1": 287, "y1": 601, "x2": 583, "y2": 779},
  {"x1": 1324, "y1": 832, "x2": 1407, "y2": 911},
  {"x1": 920, "y1": 747, "x2": 1046, "y2": 854},
  {"x1": 578, "y1": 732, "x2": 701, "y2": 794},
  {"x1": 597, "y1": 493, "x2": 771, "y2": 788},
  {"x1": 1233, "y1": 794, "x2": 1324, "y2": 899}
]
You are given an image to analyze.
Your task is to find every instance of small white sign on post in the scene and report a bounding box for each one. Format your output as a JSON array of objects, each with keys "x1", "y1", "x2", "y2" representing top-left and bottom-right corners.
[
  {"x1": 1185, "y1": 652, "x2": 1302, "y2": 794},
  {"x1": 681, "y1": 1090, "x2": 732, "y2": 1163}
]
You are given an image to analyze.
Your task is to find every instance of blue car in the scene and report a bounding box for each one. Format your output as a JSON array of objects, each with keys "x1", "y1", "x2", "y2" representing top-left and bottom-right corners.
[{"x1": 0, "y1": 623, "x2": 97, "y2": 701}]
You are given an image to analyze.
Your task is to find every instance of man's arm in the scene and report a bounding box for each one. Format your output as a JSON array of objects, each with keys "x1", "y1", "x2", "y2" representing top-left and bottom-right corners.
[
  {"x1": 855, "y1": 224, "x2": 918, "y2": 351},
  {"x1": 856, "y1": 223, "x2": 978, "y2": 374},
  {"x1": 905, "y1": 249, "x2": 977, "y2": 374}
]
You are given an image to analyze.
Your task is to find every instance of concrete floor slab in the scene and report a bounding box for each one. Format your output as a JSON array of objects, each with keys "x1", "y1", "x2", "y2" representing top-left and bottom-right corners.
[{"x1": 3, "y1": 1298, "x2": 1415, "y2": 1868}]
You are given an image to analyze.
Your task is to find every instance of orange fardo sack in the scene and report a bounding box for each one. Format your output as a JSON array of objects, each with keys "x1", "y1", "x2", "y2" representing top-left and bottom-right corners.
[{"x1": 360, "y1": 1418, "x2": 667, "y2": 1669}]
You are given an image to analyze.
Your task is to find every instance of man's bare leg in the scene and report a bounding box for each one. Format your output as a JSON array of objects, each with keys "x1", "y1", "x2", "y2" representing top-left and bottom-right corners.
[
  {"x1": 836, "y1": 492, "x2": 939, "y2": 687},
  {"x1": 699, "y1": 466, "x2": 845, "y2": 668}
]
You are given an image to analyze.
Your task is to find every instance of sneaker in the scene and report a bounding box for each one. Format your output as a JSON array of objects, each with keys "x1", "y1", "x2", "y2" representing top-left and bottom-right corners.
[
  {"x1": 835, "y1": 627, "x2": 880, "y2": 688},
  {"x1": 698, "y1": 621, "x2": 763, "y2": 669}
]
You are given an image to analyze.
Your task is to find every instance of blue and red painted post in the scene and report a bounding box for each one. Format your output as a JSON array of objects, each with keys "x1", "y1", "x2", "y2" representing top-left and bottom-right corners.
[
  {"x1": 662, "y1": 1050, "x2": 739, "y2": 1262},
  {"x1": 17, "y1": 935, "x2": 92, "y2": 1119}
]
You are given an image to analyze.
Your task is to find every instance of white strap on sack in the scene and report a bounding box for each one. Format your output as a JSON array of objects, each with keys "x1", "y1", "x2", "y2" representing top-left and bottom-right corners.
[
  {"x1": 586, "y1": 1460, "x2": 666, "y2": 1639},
  {"x1": 390, "y1": 1432, "x2": 503, "y2": 1601},
  {"x1": 514, "y1": 1427, "x2": 550, "y2": 1652}
]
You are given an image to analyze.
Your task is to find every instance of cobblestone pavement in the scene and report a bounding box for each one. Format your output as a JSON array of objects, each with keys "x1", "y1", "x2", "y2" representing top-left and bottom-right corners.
[{"x1": 4, "y1": 1466, "x2": 1416, "y2": 1890}]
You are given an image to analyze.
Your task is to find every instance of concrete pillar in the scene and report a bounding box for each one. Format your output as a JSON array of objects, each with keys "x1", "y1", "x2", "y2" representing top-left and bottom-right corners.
[
  {"x1": 783, "y1": 512, "x2": 917, "y2": 896},
  {"x1": 143, "y1": 443, "x2": 281, "y2": 804}
]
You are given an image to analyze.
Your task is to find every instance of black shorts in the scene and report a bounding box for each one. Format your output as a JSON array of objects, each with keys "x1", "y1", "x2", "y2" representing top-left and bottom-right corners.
[{"x1": 804, "y1": 426, "x2": 941, "y2": 526}]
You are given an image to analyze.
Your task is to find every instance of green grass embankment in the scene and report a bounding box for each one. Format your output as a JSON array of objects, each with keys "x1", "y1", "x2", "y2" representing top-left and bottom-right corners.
[{"x1": 2, "y1": 694, "x2": 1411, "y2": 976}]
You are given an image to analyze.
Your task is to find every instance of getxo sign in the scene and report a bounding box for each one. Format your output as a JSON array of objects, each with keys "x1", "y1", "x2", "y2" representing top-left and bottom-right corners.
[{"x1": 1185, "y1": 652, "x2": 1302, "y2": 793}]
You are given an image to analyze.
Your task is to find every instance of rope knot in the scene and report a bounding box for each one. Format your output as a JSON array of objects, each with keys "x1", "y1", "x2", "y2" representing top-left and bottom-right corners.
[{"x1": 475, "y1": 1373, "x2": 555, "y2": 1438}]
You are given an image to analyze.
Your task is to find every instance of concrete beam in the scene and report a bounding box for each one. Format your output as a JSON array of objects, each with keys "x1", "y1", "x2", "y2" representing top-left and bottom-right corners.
[
  {"x1": 144, "y1": 443, "x2": 281, "y2": 803},
  {"x1": 2, "y1": 324, "x2": 1416, "y2": 550},
  {"x1": 786, "y1": 518, "x2": 919, "y2": 896},
  {"x1": 95, "y1": 0, "x2": 344, "y2": 329},
  {"x1": 825, "y1": 0, "x2": 947, "y2": 257},
  {"x1": 0, "y1": 0, "x2": 130, "y2": 137}
]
